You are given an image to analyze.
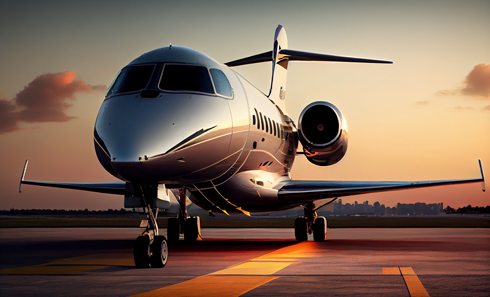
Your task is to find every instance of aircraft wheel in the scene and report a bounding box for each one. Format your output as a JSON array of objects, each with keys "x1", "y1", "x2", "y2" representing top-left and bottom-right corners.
[
  {"x1": 294, "y1": 217, "x2": 308, "y2": 242},
  {"x1": 134, "y1": 234, "x2": 151, "y2": 268},
  {"x1": 184, "y1": 216, "x2": 201, "y2": 241},
  {"x1": 150, "y1": 235, "x2": 168, "y2": 268},
  {"x1": 313, "y1": 216, "x2": 327, "y2": 242},
  {"x1": 167, "y1": 217, "x2": 180, "y2": 241}
]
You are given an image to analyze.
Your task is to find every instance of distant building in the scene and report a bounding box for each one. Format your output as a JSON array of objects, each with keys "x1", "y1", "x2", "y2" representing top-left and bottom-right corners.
[{"x1": 332, "y1": 200, "x2": 440, "y2": 216}]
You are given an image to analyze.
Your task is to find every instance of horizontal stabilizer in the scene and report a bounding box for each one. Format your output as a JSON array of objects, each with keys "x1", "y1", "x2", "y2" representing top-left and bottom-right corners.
[
  {"x1": 225, "y1": 49, "x2": 392, "y2": 67},
  {"x1": 225, "y1": 51, "x2": 272, "y2": 67},
  {"x1": 280, "y1": 49, "x2": 393, "y2": 64}
]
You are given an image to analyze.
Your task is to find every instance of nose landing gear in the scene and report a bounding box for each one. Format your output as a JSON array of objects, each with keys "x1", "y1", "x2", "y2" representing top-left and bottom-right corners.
[
  {"x1": 134, "y1": 190, "x2": 168, "y2": 268},
  {"x1": 294, "y1": 202, "x2": 327, "y2": 242}
]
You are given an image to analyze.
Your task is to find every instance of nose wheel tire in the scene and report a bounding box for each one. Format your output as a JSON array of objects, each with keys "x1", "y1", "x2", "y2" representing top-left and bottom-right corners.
[
  {"x1": 167, "y1": 218, "x2": 180, "y2": 241},
  {"x1": 184, "y1": 216, "x2": 201, "y2": 241},
  {"x1": 134, "y1": 234, "x2": 151, "y2": 268},
  {"x1": 294, "y1": 217, "x2": 308, "y2": 242},
  {"x1": 313, "y1": 216, "x2": 327, "y2": 242},
  {"x1": 150, "y1": 235, "x2": 168, "y2": 268}
]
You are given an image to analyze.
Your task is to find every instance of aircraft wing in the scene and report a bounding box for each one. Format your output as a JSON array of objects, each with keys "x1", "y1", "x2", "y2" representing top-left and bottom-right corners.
[
  {"x1": 19, "y1": 160, "x2": 125, "y2": 195},
  {"x1": 278, "y1": 160, "x2": 485, "y2": 203}
]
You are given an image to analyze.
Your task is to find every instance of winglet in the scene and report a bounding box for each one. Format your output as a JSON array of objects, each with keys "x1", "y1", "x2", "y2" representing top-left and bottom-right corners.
[
  {"x1": 19, "y1": 160, "x2": 28, "y2": 193},
  {"x1": 479, "y1": 159, "x2": 485, "y2": 192}
]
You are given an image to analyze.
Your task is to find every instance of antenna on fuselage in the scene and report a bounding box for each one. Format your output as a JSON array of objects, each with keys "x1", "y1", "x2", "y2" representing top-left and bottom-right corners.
[{"x1": 169, "y1": 43, "x2": 172, "y2": 49}]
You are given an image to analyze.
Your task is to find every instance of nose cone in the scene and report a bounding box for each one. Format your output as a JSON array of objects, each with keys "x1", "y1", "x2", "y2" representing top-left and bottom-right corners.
[{"x1": 95, "y1": 93, "x2": 233, "y2": 183}]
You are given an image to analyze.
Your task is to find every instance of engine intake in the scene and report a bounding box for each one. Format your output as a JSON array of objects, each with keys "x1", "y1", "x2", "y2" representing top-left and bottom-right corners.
[{"x1": 298, "y1": 101, "x2": 348, "y2": 166}]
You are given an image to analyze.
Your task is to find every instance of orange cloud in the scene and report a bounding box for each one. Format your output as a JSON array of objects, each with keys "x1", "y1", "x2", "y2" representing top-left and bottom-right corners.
[
  {"x1": 461, "y1": 64, "x2": 490, "y2": 98},
  {"x1": 437, "y1": 63, "x2": 490, "y2": 98},
  {"x1": 0, "y1": 72, "x2": 105, "y2": 135}
]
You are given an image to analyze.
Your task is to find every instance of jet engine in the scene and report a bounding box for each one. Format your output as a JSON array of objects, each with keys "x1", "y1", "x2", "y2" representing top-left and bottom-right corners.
[{"x1": 298, "y1": 101, "x2": 349, "y2": 166}]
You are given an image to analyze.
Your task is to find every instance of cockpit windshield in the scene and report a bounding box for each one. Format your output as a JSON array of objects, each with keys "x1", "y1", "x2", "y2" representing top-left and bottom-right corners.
[
  {"x1": 159, "y1": 65, "x2": 214, "y2": 94},
  {"x1": 210, "y1": 69, "x2": 232, "y2": 97},
  {"x1": 106, "y1": 65, "x2": 155, "y2": 96}
]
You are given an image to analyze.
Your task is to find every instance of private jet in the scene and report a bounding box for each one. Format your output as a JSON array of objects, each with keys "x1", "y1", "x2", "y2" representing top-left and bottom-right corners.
[{"x1": 19, "y1": 25, "x2": 485, "y2": 268}]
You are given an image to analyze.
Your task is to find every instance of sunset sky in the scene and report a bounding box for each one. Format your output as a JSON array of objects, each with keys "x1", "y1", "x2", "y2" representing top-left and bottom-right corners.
[{"x1": 0, "y1": 0, "x2": 488, "y2": 210}]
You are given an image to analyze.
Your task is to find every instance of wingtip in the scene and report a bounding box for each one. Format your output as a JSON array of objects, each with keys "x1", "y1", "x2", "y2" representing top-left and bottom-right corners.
[
  {"x1": 478, "y1": 159, "x2": 485, "y2": 192},
  {"x1": 19, "y1": 159, "x2": 28, "y2": 193}
]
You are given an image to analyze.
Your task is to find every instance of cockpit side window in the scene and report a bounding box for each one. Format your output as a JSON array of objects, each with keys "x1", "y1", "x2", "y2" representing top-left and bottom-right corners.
[
  {"x1": 106, "y1": 65, "x2": 155, "y2": 96},
  {"x1": 210, "y1": 69, "x2": 233, "y2": 97},
  {"x1": 159, "y1": 65, "x2": 214, "y2": 94}
]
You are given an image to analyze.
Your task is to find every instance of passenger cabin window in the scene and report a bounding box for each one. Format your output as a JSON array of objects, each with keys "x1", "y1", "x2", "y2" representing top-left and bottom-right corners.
[
  {"x1": 210, "y1": 69, "x2": 232, "y2": 97},
  {"x1": 160, "y1": 65, "x2": 214, "y2": 94},
  {"x1": 255, "y1": 109, "x2": 260, "y2": 129},
  {"x1": 106, "y1": 65, "x2": 155, "y2": 96}
]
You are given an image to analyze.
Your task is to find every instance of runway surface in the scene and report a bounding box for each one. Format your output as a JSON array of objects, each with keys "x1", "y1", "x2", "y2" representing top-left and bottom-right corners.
[{"x1": 0, "y1": 228, "x2": 489, "y2": 296}]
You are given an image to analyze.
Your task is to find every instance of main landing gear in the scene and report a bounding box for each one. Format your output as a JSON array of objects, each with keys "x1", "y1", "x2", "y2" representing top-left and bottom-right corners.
[
  {"x1": 167, "y1": 187, "x2": 202, "y2": 242},
  {"x1": 294, "y1": 202, "x2": 327, "y2": 242},
  {"x1": 134, "y1": 187, "x2": 168, "y2": 268}
]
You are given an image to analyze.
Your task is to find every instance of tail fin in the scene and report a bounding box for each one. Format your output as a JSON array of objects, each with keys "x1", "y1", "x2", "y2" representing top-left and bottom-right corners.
[
  {"x1": 224, "y1": 25, "x2": 393, "y2": 114},
  {"x1": 269, "y1": 25, "x2": 289, "y2": 112}
]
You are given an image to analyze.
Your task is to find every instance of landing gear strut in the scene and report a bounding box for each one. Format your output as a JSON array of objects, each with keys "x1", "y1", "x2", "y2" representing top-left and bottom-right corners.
[
  {"x1": 166, "y1": 187, "x2": 201, "y2": 242},
  {"x1": 294, "y1": 202, "x2": 327, "y2": 242},
  {"x1": 134, "y1": 185, "x2": 168, "y2": 268}
]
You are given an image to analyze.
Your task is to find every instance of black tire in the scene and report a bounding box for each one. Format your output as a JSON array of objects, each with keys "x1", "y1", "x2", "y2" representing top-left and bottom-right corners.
[
  {"x1": 167, "y1": 217, "x2": 180, "y2": 241},
  {"x1": 150, "y1": 235, "x2": 168, "y2": 268},
  {"x1": 294, "y1": 217, "x2": 308, "y2": 242},
  {"x1": 184, "y1": 216, "x2": 201, "y2": 241},
  {"x1": 134, "y1": 234, "x2": 151, "y2": 268},
  {"x1": 313, "y1": 216, "x2": 327, "y2": 242}
]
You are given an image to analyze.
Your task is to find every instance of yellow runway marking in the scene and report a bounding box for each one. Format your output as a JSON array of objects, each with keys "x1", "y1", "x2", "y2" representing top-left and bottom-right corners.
[
  {"x1": 400, "y1": 266, "x2": 416, "y2": 275},
  {"x1": 400, "y1": 267, "x2": 430, "y2": 297},
  {"x1": 250, "y1": 258, "x2": 298, "y2": 262},
  {"x1": 132, "y1": 275, "x2": 277, "y2": 297},
  {"x1": 132, "y1": 242, "x2": 317, "y2": 296},
  {"x1": 383, "y1": 267, "x2": 430, "y2": 297},
  {"x1": 212, "y1": 261, "x2": 292, "y2": 275}
]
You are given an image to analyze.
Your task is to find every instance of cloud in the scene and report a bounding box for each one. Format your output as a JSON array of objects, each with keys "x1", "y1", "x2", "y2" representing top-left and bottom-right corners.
[
  {"x1": 483, "y1": 105, "x2": 490, "y2": 111},
  {"x1": 0, "y1": 98, "x2": 19, "y2": 134},
  {"x1": 461, "y1": 64, "x2": 490, "y2": 98},
  {"x1": 415, "y1": 101, "x2": 429, "y2": 105},
  {"x1": 454, "y1": 106, "x2": 475, "y2": 111},
  {"x1": 437, "y1": 64, "x2": 490, "y2": 99},
  {"x1": 0, "y1": 72, "x2": 105, "y2": 135},
  {"x1": 435, "y1": 90, "x2": 457, "y2": 96}
]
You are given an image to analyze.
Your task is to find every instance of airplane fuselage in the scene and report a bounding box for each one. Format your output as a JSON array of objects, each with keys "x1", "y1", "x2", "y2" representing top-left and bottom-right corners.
[
  {"x1": 94, "y1": 46, "x2": 299, "y2": 213},
  {"x1": 19, "y1": 25, "x2": 484, "y2": 268}
]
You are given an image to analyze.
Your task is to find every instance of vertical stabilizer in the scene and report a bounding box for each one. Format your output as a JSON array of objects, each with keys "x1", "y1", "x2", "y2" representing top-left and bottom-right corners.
[{"x1": 268, "y1": 25, "x2": 289, "y2": 113}]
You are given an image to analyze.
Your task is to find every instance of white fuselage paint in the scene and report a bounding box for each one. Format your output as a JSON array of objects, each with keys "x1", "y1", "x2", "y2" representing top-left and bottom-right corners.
[{"x1": 94, "y1": 46, "x2": 299, "y2": 213}]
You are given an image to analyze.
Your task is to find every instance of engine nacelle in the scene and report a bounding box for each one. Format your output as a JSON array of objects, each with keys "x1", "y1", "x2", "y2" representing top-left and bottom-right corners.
[{"x1": 298, "y1": 101, "x2": 349, "y2": 166}]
